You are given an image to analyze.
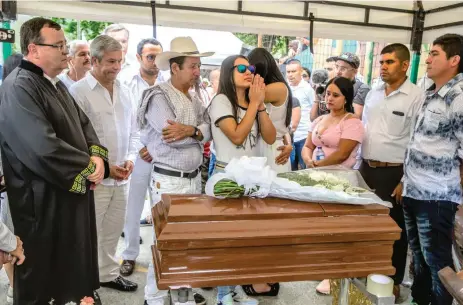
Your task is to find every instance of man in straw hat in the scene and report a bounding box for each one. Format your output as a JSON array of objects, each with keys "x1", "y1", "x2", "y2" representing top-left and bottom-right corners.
[{"x1": 138, "y1": 36, "x2": 212, "y2": 305}]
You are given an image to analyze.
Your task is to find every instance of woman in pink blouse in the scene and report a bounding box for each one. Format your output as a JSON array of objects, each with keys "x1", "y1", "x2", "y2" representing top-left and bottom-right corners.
[
  {"x1": 301, "y1": 77, "x2": 365, "y2": 295},
  {"x1": 302, "y1": 77, "x2": 364, "y2": 169}
]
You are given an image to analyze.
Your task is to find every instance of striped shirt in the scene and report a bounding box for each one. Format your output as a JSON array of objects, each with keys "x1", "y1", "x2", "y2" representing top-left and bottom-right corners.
[
  {"x1": 403, "y1": 73, "x2": 463, "y2": 204},
  {"x1": 145, "y1": 83, "x2": 211, "y2": 172}
]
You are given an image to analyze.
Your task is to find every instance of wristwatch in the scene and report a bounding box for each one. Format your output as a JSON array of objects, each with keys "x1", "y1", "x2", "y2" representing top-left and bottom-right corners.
[{"x1": 192, "y1": 127, "x2": 200, "y2": 138}]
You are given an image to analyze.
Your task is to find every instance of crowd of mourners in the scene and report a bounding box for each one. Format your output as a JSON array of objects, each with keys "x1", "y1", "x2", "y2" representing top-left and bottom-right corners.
[{"x1": 0, "y1": 16, "x2": 462, "y2": 305}]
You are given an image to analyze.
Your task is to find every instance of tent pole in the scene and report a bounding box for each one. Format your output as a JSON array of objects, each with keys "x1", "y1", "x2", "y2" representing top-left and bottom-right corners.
[
  {"x1": 409, "y1": 1, "x2": 425, "y2": 84},
  {"x1": 151, "y1": 0, "x2": 157, "y2": 38},
  {"x1": 366, "y1": 42, "x2": 374, "y2": 86},
  {"x1": 2, "y1": 21, "x2": 12, "y2": 63},
  {"x1": 410, "y1": 52, "x2": 420, "y2": 84}
]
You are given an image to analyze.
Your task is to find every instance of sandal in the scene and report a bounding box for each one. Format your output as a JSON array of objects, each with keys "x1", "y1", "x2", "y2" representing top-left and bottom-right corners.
[{"x1": 241, "y1": 283, "x2": 280, "y2": 296}]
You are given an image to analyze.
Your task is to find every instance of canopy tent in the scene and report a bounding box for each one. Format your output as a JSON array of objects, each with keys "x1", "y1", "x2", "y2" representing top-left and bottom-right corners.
[
  {"x1": 14, "y1": 0, "x2": 463, "y2": 44},
  {"x1": 123, "y1": 24, "x2": 245, "y2": 68}
]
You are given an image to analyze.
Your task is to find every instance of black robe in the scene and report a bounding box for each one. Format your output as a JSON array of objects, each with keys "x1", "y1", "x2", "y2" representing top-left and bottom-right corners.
[{"x1": 0, "y1": 60, "x2": 109, "y2": 305}]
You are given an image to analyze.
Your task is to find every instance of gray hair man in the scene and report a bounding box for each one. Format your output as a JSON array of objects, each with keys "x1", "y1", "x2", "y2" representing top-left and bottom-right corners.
[
  {"x1": 137, "y1": 36, "x2": 212, "y2": 305},
  {"x1": 69, "y1": 34, "x2": 139, "y2": 293},
  {"x1": 57, "y1": 40, "x2": 91, "y2": 89}
]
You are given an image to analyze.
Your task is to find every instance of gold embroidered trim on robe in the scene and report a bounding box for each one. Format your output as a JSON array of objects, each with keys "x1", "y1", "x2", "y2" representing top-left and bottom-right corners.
[
  {"x1": 89, "y1": 145, "x2": 108, "y2": 161},
  {"x1": 70, "y1": 161, "x2": 96, "y2": 194}
]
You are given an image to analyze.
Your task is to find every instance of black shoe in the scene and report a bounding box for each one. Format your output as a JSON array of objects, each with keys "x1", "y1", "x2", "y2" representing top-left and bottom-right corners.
[
  {"x1": 93, "y1": 291, "x2": 102, "y2": 305},
  {"x1": 100, "y1": 275, "x2": 138, "y2": 292},
  {"x1": 140, "y1": 236, "x2": 143, "y2": 244},
  {"x1": 143, "y1": 301, "x2": 148, "y2": 305},
  {"x1": 201, "y1": 287, "x2": 213, "y2": 290},
  {"x1": 194, "y1": 292, "x2": 206, "y2": 305}
]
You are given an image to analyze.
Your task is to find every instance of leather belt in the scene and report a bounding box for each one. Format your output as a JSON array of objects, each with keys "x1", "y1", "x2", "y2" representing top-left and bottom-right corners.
[
  {"x1": 153, "y1": 166, "x2": 199, "y2": 179},
  {"x1": 364, "y1": 160, "x2": 403, "y2": 168}
]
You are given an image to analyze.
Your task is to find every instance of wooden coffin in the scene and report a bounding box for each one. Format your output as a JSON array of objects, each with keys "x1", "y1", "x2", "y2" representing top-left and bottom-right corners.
[{"x1": 151, "y1": 195, "x2": 401, "y2": 289}]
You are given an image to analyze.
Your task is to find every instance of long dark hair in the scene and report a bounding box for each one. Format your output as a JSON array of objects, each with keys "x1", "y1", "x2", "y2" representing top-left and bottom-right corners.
[
  {"x1": 2, "y1": 53, "x2": 23, "y2": 81},
  {"x1": 326, "y1": 77, "x2": 354, "y2": 113},
  {"x1": 216, "y1": 54, "x2": 250, "y2": 122},
  {"x1": 247, "y1": 48, "x2": 293, "y2": 127}
]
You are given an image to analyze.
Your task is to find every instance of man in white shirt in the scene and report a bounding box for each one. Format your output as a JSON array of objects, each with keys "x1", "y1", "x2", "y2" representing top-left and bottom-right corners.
[
  {"x1": 138, "y1": 36, "x2": 211, "y2": 305},
  {"x1": 360, "y1": 43, "x2": 424, "y2": 301},
  {"x1": 103, "y1": 24, "x2": 135, "y2": 84},
  {"x1": 57, "y1": 40, "x2": 91, "y2": 89},
  {"x1": 120, "y1": 38, "x2": 164, "y2": 277},
  {"x1": 70, "y1": 35, "x2": 139, "y2": 293},
  {"x1": 286, "y1": 59, "x2": 315, "y2": 170}
]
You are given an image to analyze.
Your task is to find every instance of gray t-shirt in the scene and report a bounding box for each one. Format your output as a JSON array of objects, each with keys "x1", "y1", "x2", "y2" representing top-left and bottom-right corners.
[
  {"x1": 209, "y1": 94, "x2": 259, "y2": 163},
  {"x1": 353, "y1": 80, "x2": 371, "y2": 106}
]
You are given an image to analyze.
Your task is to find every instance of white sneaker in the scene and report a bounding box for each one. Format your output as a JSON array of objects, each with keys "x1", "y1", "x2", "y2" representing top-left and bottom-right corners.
[
  {"x1": 6, "y1": 286, "x2": 13, "y2": 304},
  {"x1": 219, "y1": 293, "x2": 234, "y2": 305},
  {"x1": 232, "y1": 286, "x2": 259, "y2": 305}
]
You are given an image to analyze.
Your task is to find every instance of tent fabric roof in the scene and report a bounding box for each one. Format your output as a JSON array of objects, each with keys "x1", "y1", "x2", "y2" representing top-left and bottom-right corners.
[{"x1": 17, "y1": 0, "x2": 463, "y2": 43}]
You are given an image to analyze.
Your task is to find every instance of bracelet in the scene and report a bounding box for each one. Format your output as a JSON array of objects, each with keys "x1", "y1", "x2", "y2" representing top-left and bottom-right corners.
[{"x1": 257, "y1": 108, "x2": 267, "y2": 113}]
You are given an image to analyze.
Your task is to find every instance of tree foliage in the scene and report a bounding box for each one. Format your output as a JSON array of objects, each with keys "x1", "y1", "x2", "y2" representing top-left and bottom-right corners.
[
  {"x1": 234, "y1": 32, "x2": 295, "y2": 58},
  {"x1": 51, "y1": 18, "x2": 112, "y2": 41}
]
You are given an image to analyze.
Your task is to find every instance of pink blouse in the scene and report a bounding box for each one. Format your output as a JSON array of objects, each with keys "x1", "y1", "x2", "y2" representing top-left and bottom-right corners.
[{"x1": 309, "y1": 115, "x2": 365, "y2": 168}]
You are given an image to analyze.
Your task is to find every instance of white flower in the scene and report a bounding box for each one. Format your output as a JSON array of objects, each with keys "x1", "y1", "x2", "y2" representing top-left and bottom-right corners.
[
  {"x1": 65, "y1": 302, "x2": 77, "y2": 305},
  {"x1": 49, "y1": 299, "x2": 55, "y2": 305}
]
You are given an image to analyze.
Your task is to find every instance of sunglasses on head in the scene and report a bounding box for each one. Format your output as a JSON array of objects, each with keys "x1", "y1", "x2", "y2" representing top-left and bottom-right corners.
[{"x1": 233, "y1": 64, "x2": 256, "y2": 74}]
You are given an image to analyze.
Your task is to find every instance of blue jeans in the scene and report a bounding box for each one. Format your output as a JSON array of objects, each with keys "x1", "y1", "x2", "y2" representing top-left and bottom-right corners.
[
  {"x1": 208, "y1": 153, "x2": 216, "y2": 178},
  {"x1": 403, "y1": 197, "x2": 458, "y2": 305},
  {"x1": 290, "y1": 138, "x2": 306, "y2": 171},
  {"x1": 217, "y1": 286, "x2": 235, "y2": 304}
]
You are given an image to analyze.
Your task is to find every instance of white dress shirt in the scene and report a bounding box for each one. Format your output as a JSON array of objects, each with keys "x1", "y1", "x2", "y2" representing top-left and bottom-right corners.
[
  {"x1": 362, "y1": 80, "x2": 424, "y2": 163},
  {"x1": 290, "y1": 80, "x2": 315, "y2": 142},
  {"x1": 70, "y1": 73, "x2": 139, "y2": 186},
  {"x1": 57, "y1": 72, "x2": 76, "y2": 89}
]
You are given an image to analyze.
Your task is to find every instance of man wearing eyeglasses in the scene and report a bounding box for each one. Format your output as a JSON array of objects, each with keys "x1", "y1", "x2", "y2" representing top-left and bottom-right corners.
[
  {"x1": 333, "y1": 52, "x2": 371, "y2": 119},
  {"x1": 119, "y1": 38, "x2": 166, "y2": 277},
  {"x1": 0, "y1": 17, "x2": 109, "y2": 305}
]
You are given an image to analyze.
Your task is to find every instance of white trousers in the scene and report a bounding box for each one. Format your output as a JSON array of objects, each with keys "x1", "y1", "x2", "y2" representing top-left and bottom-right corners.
[
  {"x1": 94, "y1": 183, "x2": 129, "y2": 282},
  {"x1": 145, "y1": 171, "x2": 201, "y2": 305},
  {"x1": 122, "y1": 156, "x2": 152, "y2": 261}
]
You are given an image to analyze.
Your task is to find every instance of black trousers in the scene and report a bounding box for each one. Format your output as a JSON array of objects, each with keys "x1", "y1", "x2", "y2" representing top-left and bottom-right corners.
[{"x1": 359, "y1": 162, "x2": 407, "y2": 285}]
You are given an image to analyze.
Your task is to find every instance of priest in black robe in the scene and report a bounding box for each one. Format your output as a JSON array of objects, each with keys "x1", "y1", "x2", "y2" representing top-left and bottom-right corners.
[{"x1": 0, "y1": 17, "x2": 109, "y2": 305}]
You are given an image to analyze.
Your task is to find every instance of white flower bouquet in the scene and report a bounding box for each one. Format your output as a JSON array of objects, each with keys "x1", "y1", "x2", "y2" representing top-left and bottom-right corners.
[{"x1": 205, "y1": 156, "x2": 391, "y2": 208}]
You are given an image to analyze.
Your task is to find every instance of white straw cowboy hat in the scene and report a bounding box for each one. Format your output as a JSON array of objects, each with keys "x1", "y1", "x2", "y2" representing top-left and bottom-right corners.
[{"x1": 155, "y1": 36, "x2": 214, "y2": 71}]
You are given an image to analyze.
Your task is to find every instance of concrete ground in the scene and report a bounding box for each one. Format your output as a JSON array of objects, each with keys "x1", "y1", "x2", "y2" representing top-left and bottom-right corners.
[{"x1": 0, "y1": 202, "x2": 413, "y2": 305}]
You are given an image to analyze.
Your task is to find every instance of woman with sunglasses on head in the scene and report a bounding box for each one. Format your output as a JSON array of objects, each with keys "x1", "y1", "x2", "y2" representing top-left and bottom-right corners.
[
  {"x1": 247, "y1": 47, "x2": 294, "y2": 173},
  {"x1": 208, "y1": 55, "x2": 276, "y2": 305},
  {"x1": 301, "y1": 77, "x2": 364, "y2": 295}
]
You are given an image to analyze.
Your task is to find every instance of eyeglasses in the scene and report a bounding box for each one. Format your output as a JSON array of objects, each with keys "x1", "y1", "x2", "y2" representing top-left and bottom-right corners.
[
  {"x1": 36, "y1": 43, "x2": 67, "y2": 52},
  {"x1": 144, "y1": 54, "x2": 156, "y2": 62},
  {"x1": 302, "y1": 74, "x2": 309, "y2": 78},
  {"x1": 233, "y1": 64, "x2": 256, "y2": 74},
  {"x1": 335, "y1": 65, "x2": 353, "y2": 73}
]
